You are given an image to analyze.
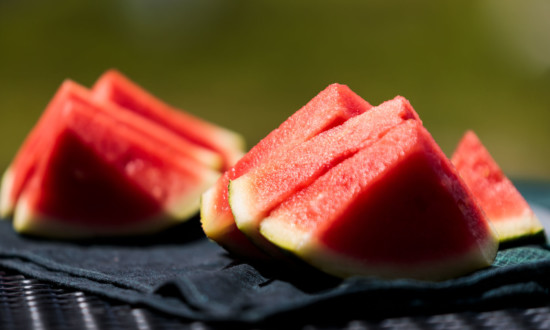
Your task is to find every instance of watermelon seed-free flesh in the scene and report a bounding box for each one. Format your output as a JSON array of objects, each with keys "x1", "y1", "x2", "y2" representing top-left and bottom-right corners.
[
  {"x1": 201, "y1": 84, "x2": 371, "y2": 259},
  {"x1": 230, "y1": 96, "x2": 420, "y2": 257},
  {"x1": 0, "y1": 80, "x2": 86, "y2": 219},
  {"x1": 14, "y1": 99, "x2": 220, "y2": 238},
  {"x1": 260, "y1": 121, "x2": 499, "y2": 281},
  {"x1": 1, "y1": 80, "x2": 222, "y2": 219},
  {"x1": 201, "y1": 83, "x2": 372, "y2": 259},
  {"x1": 451, "y1": 130, "x2": 545, "y2": 244},
  {"x1": 93, "y1": 70, "x2": 245, "y2": 171}
]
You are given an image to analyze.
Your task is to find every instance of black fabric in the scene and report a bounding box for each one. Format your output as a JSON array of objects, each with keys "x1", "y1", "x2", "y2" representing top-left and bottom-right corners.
[{"x1": 1, "y1": 181, "x2": 550, "y2": 325}]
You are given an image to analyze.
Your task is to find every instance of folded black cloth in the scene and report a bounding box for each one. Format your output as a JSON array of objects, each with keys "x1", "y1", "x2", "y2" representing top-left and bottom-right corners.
[{"x1": 1, "y1": 181, "x2": 550, "y2": 325}]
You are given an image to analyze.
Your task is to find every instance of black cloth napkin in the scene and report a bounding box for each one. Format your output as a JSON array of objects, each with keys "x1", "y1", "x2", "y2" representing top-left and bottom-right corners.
[{"x1": 1, "y1": 181, "x2": 550, "y2": 325}]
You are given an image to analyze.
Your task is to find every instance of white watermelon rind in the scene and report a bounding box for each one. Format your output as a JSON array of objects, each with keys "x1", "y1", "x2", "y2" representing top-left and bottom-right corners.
[
  {"x1": 229, "y1": 176, "x2": 258, "y2": 238},
  {"x1": 9, "y1": 161, "x2": 220, "y2": 239},
  {"x1": 200, "y1": 183, "x2": 228, "y2": 239},
  {"x1": 12, "y1": 179, "x2": 216, "y2": 239},
  {"x1": 210, "y1": 127, "x2": 247, "y2": 168},
  {"x1": 0, "y1": 167, "x2": 14, "y2": 219},
  {"x1": 260, "y1": 213, "x2": 500, "y2": 281},
  {"x1": 165, "y1": 168, "x2": 221, "y2": 221},
  {"x1": 13, "y1": 197, "x2": 178, "y2": 239},
  {"x1": 228, "y1": 178, "x2": 295, "y2": 259},
  {"x1": 492, "y1": 212, "x2": 546, "y2": 244}
]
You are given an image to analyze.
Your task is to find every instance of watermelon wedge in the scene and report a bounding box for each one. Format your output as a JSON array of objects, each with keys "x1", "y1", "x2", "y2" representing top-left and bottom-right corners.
[
  {"x1": 201, "y1": 84, "x2": 372, "y2": 258},
  {"x1": 92, "y1": 70, "x2": 245, "y2": 171},
  {"x1": 1, "y1": 80, "x2": 91, "y2": 218},
  {"x1": 14, "y1": 99, "x2": 220, "y2": 238},
  {"x1": 260, "y1": 121, "x2": 499, "y2": 281},
  {"x1": 230, "y1": 96, "x2": 420, "y2": 256},
  {"x1": 451, "y1": 130, "x2": 545, "y2": 244},
  {"x1": 0, "y1": 81, "x2": 222, "y2": 219}
]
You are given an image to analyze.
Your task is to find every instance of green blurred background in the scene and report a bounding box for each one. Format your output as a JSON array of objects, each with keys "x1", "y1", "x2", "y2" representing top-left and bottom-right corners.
[{"x1": 1, "y1": 0, "x2": 549, "y2": 179}]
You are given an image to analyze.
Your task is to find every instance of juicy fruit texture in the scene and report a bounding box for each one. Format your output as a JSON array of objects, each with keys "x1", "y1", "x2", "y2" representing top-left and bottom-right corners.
[
  {"x1": 230, "y1": 96, "x2": 420, "y2": 256},
  {"x1": 201, "y1": 84, "x2": 372, "y2": 258},
  {"x1": 93, "y1": 70, "x2": 245, "y2": 171},
  {"x1": 1, "y1": 80, "x2": 221, "y2": 219},
  {"x1": 1, "y1": 71, "x2": 239, "y2": 238},
  {"x1": 1, "y1": 80, "x2": 91, "y2": 218},
  {"x1": 260, "y1": 121, "x2": 499, "y2": 281},
  {"x1": 451, "y1": 131, "x2": 545, "y2": 243},
  {"x1": 14, "y1": 99, "x2": 220, "y2": 238}
]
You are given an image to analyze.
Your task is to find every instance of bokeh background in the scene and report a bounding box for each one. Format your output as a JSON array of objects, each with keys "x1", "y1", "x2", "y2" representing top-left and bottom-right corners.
[{"x1": 1, "y1": 0, "x2": 549, "y2": 179}]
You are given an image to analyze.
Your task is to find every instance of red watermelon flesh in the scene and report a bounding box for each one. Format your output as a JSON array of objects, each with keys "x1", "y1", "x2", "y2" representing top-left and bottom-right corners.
[
  {"x1": 201, "y1": 84, "x2": 372, "y2": 259},
  {"x1": 14, "y1": 99, "x2": 220, "y2": 238},
  {"x1": 451, "y1": 131, "x2": 544, "y2": 243},
  {"x1": 1, "y1": 80, "x2": 90, "y2": 218},
  {"x1": 1, "y1": 81, "x2": 221, "y2": 219},
  {"x1": 92, "y1": 70, "x2": 245, "y2": 171},
  {"x1": 260, "y1": 121, "x2": 498, "y2": 280},
  {"x1": 230, "y1": 96, "x2": 420, "y2": 256}
]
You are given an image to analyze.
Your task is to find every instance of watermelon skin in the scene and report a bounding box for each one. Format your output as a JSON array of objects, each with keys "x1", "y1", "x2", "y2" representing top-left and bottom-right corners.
[
  {"x1": 0, "y1": 81, "x2": 222, "y2": 219},
  {"x1": 92, "y1": 70, "x2": 245, "y2": 171},
  {"x1": 201, "y1": 84, "x2": 372, "y2": 259},
  {"x1": 260, "y1": 121, "x2": 498, "y2": 281},
  {"x1": 14, "y1": 99, "x2": 220, "y2": 238},
  {"x1": 230, "y1": 96, "x2": 420, "y2": 257},
  {"x1": 451, "y1": 131, "x2": 545, "y2": 243}
]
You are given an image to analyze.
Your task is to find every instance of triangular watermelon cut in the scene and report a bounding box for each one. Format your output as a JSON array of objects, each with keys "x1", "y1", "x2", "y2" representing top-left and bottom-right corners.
[
  {"x1": 260, "y1": 121, "x2": 499, "y2": 281},
  {"x1": 92, "y1": 70, "x2": 245, "y2": 171},
  {"x1": 451, "y1": 130, "x2": 545, "y2": 244},
  {"x1": 1, "y1": 80, "x2": 221, "y2": 219},
  {"x1": 230, "y1": 96, "x2": 420, "y2": 257},
  {"x1": 201, "y1": 84, "x2": 372, "y2": 259},
  {"x1": 14, "y1": 99, "x2": 220, "y2": 238}
]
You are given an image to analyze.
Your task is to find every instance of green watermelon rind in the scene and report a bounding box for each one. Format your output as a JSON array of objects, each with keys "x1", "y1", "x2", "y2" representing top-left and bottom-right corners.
[
  {"x1": 260, "y1": 213, "x2": 499, "y2": 281},
  {"x1": 254, "y1": 121, "x2": 500, "y2": 281},
  {"x1": 492, "y1": 213, "x2": 546, "y2": 244}
]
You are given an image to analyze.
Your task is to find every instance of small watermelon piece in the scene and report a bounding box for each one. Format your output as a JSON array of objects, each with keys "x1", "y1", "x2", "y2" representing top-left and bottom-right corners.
[
  {"x1": 451, "y1": 130, "x2": 545, "y2": 244},
  {"x1": 201, "y1": 84, "x2": 372, "y2": 258},
  {"x1": 92, "y1": 70, "x2": 246, "y2": 171},
  {"x1": 260, "y1": 121, "x2": 499, "y2": 281},
  {"x1": 230, "y1": 96, "x2": 420, "y2": 256},
  {"x1": 14, "y1": 99, "x2": 220, "y2": 238},
  {"x1": 1, "y1": 80, "x2": 222, "y2": 219}
]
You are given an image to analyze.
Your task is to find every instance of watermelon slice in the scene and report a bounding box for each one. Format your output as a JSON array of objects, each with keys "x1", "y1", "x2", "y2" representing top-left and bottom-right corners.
[
  {"x1": 230, "y1": 96, "x2": 420, "y2": 256},
  {"x1": 14, "y1": 99, "x2": 220, "y2": 238},
  {"x1": 451, "y1": 130, "x2": 545, "y2": 244},
  {"x1": 201, "y1": 84, "x2": 372, "y2": 258},
  {"x1": 92, "y1": 70, "x2": 245, "y2": 171},
  {"x1": 260, "y1": 121, "x2": 499, "y2": 281},
  {"x1": 0, "y1": 80, "x2": 221, "y2": 219}
]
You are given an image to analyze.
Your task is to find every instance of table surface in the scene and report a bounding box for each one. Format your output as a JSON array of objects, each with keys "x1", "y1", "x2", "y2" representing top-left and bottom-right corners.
[{"x1": 3, "y1": 268, "x2": 550, "y2": 329}]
